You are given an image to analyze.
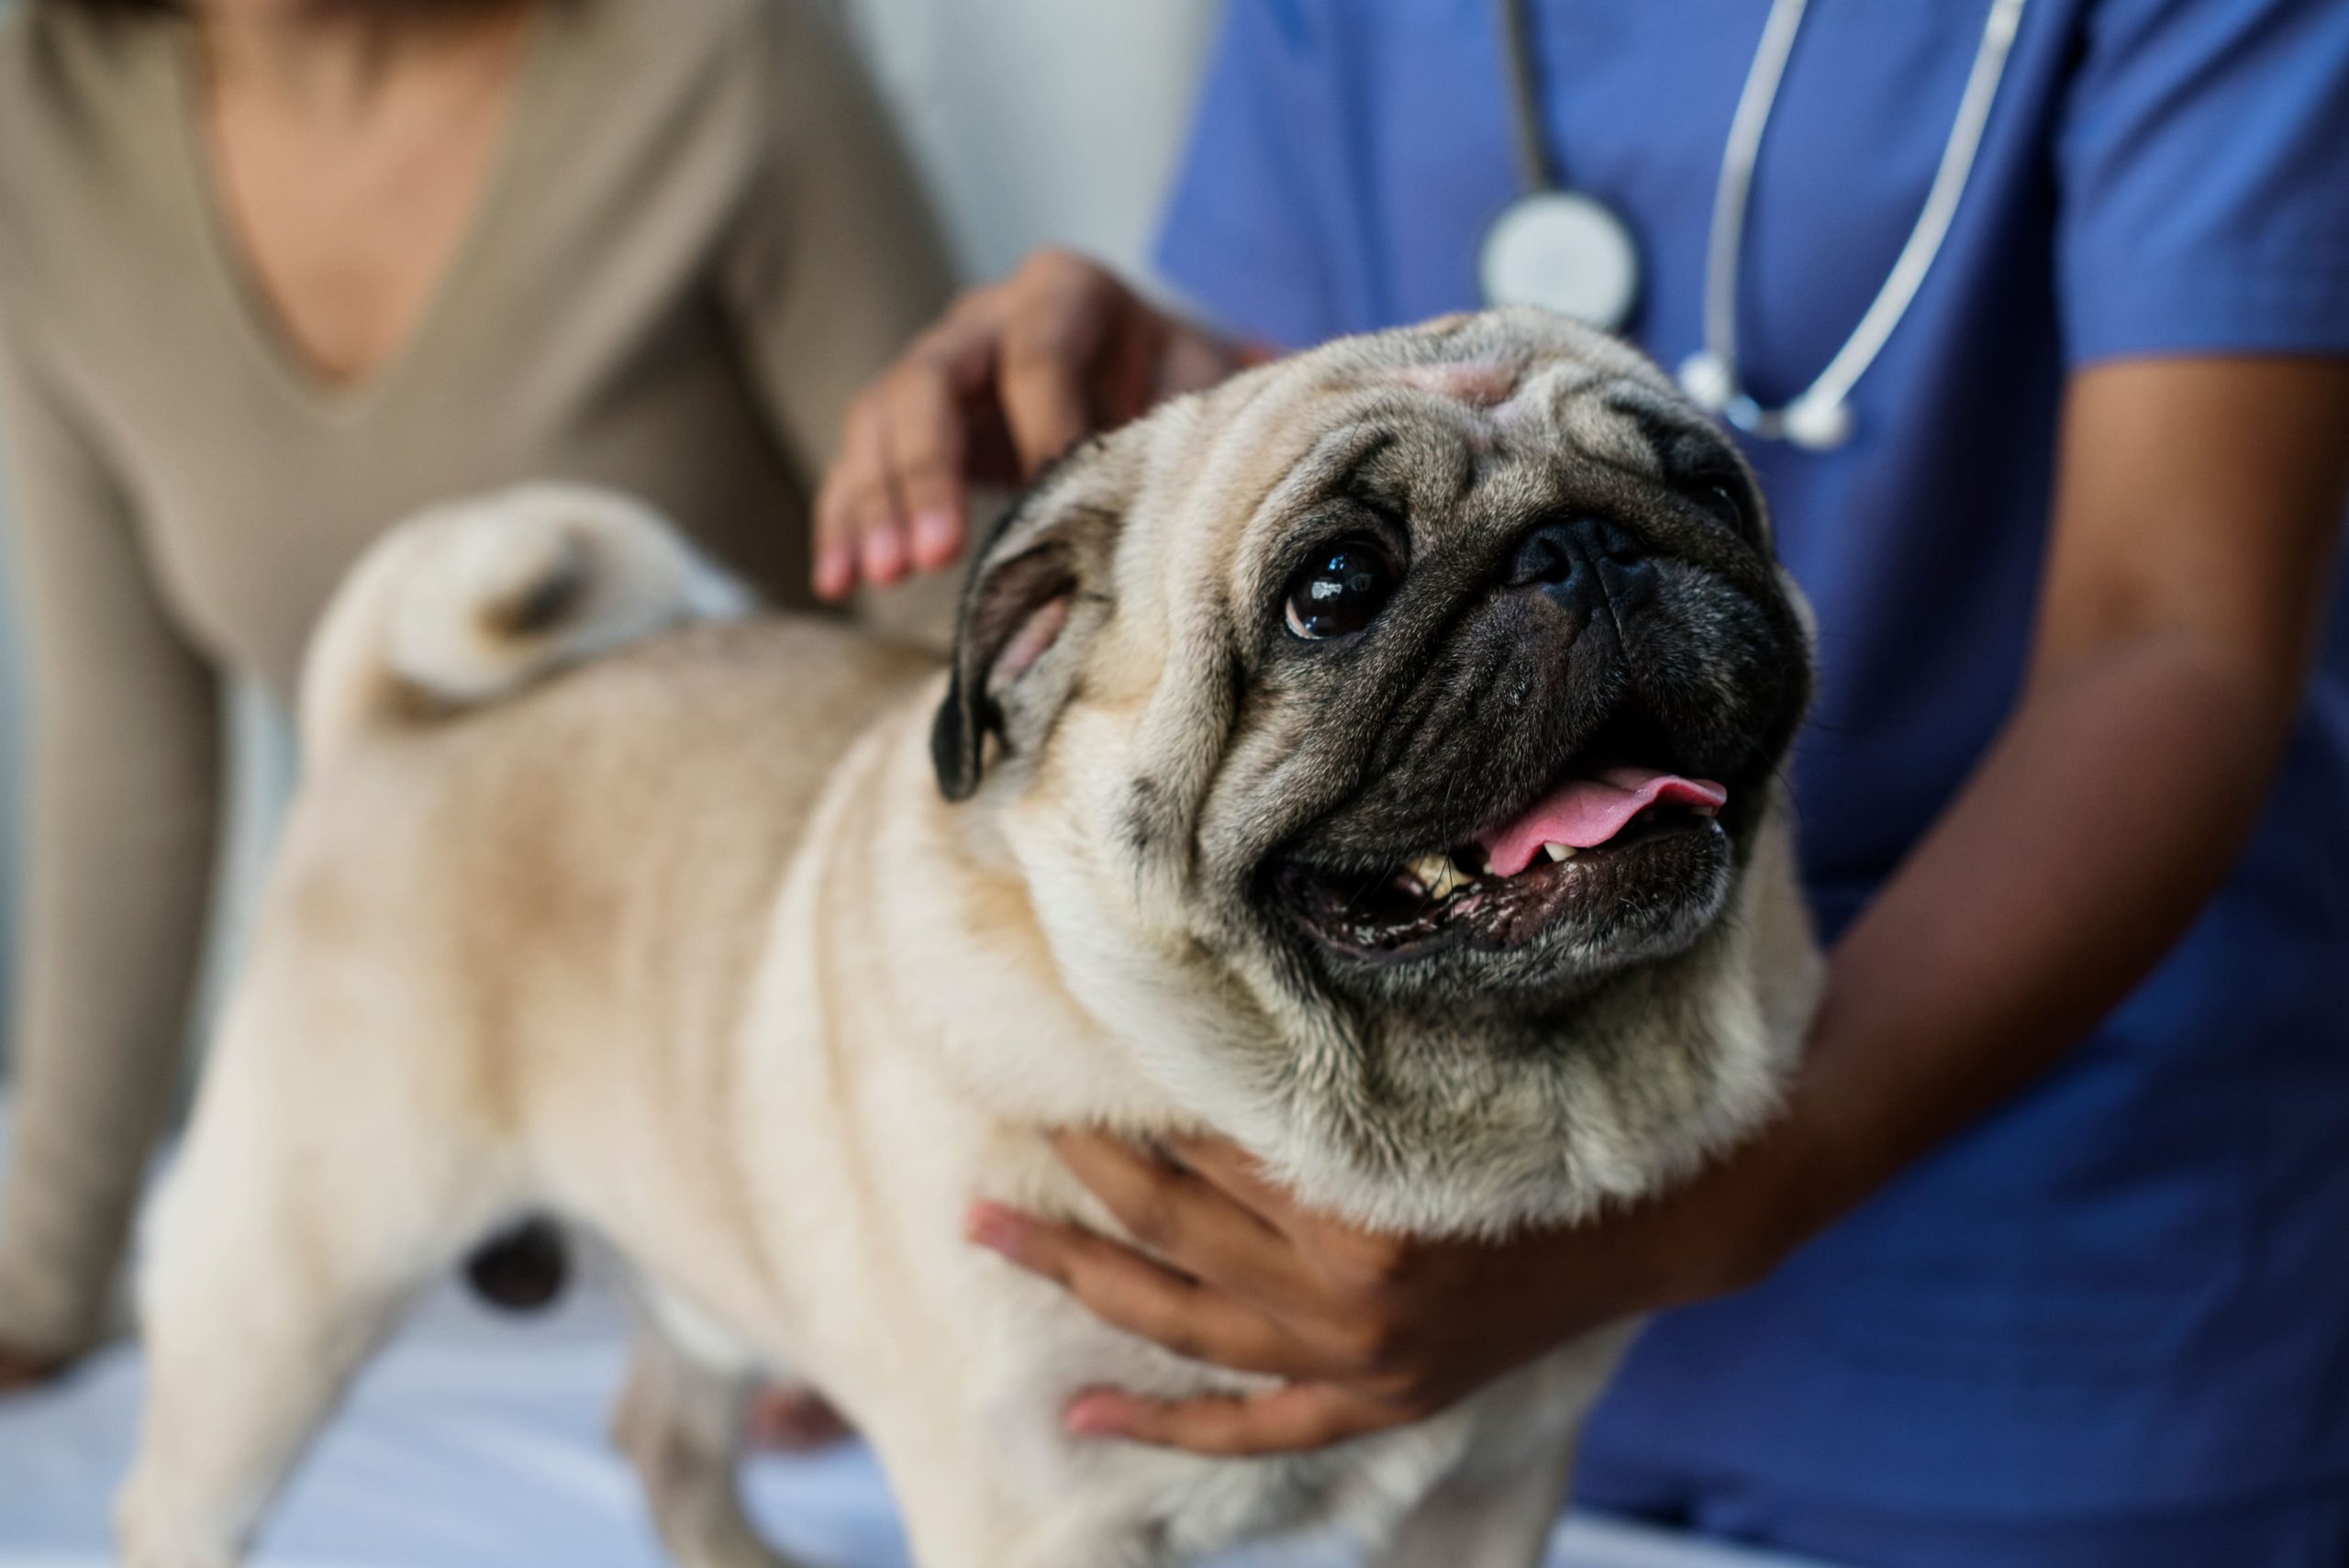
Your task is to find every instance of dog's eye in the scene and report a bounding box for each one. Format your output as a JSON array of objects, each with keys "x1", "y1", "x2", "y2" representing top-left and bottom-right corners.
[
  {"x1": 1283, "y1": 539, "x2": 1397, "y2": 639},
  {"x1": 1694, "y1": 478, "x2": 1749, "y2": 535}
]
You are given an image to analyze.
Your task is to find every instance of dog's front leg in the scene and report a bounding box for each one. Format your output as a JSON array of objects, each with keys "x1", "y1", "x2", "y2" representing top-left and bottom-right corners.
[
  {"x1": 1368, "y1": 1426, "x2": 1579, "y2": 1568},
  {"x1": 912, "y1": 1521, "x2": 1166, "y2": 1568},
  {"x1": 886, "y1": 1462, "x2": 1165, "y2": 1568},
  {"x1": 1370, "y1": 1331, "x2": 1637, "y2": 1568},
  {"x1": 611, "y1": 1330, "x2": 806, "y2": 1568}
]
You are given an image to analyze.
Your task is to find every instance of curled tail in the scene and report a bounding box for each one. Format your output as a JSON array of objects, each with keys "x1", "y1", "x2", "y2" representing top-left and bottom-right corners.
[{"x1": 300, "y1": 483, "x2": 754, "y2": 766}]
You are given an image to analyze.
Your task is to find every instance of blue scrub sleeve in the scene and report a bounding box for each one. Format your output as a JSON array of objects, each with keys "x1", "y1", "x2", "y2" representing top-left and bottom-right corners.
[{"x1": 2057, "y1": 0, "x2": 2349, "y2": 364}]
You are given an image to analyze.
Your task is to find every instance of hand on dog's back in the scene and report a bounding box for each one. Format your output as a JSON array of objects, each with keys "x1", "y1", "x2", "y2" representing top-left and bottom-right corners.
[{"x1": 811, "y1": 250, "x2": 1256, "y2": 603}]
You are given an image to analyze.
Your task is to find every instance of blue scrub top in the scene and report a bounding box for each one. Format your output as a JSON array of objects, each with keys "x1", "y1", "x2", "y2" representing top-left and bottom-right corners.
[{"x1": 1155, "y1": 0, "x2": 2349, "y2": 1517}]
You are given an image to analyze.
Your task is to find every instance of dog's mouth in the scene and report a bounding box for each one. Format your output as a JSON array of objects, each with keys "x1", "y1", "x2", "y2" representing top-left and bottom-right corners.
[{"x1": 1275, "y1": 763, "x2": 1731, "y2": 962}]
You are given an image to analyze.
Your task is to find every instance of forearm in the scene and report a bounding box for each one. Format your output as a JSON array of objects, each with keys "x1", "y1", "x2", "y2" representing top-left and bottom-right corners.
[
  {"x1": 0, "y1": 320, "x2": 224, "y2": 1359},
  {"x1": 1767, "y1": 359, "x2": 2349, "y2": 1243},
  {"x1": 1777, "y1": 628, "x2": 2308, "y2": 1240},
  {"x1": 0, "y1": 700, "x2": 222, "y2": 1357}
]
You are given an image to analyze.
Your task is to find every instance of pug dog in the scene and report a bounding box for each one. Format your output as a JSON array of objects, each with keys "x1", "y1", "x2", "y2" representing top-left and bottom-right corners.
[{"x1": 119, "y1": 307, "x2": 1819, "y2": 1568}]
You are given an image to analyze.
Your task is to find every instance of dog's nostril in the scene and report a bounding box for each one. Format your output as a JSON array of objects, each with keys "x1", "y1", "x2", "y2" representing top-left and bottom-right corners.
[
  {"x1": 1587, "y1": 517, "x2": 1642, "y2": 565},
  {"x1": 1503, "y1": 515, "x2": 1650, "y2": 592},
  {"x1": 1506, "y1": 530, "x2": 1574, "y2": 588}
]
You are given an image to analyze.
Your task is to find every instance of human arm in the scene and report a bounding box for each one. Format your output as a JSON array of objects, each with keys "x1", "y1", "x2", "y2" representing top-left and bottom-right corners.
[
  {"x1": 0, "y1": 319, "x2": 222, "y2": 1385},
  {"x1": 964, "y1": 354, "x2": 2349, "y2": 1452}
]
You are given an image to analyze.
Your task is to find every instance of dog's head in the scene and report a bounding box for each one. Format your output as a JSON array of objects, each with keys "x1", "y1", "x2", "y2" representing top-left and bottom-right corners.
[{"x1": 934, "y1": 309, "x2": 1818, "y2": 1232}]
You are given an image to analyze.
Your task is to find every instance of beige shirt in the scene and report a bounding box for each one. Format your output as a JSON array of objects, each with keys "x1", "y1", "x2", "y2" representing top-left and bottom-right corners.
[{"x1": 0, "y1": 0, "x2": 951, "y2": 1355}]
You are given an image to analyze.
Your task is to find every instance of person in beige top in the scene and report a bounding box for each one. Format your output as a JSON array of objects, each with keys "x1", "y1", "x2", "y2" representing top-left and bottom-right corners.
[{"x1": 0, "y1": 0, "x2": 951, "y2": 1384}]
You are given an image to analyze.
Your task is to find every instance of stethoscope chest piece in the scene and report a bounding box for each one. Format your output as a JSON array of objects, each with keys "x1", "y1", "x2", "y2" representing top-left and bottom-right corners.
[{"x1": 1477, "y1": 189, "x2": 1641, "y2": 332}]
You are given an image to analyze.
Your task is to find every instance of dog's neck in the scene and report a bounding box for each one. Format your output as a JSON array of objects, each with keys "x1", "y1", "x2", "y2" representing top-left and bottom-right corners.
[
  {"x1": 818, "y1": 693, "x2": 1815, "y2": 1242},
  {"x1": 823, "y1": 697, "x2": 1208, "y2": 1141}
]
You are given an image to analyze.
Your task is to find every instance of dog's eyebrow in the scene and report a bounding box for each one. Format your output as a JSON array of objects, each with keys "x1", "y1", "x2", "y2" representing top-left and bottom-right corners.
[
  {"x1": 1540, "y1": 383, "x2": 1658, "y2": 476},
  {"x1": 1345, "y1": 444, "x2": 1418, "y2": 521},
  {"x1": 1337, "y1": 428, "x2": 1399, "y2": 492},
  {"x1": 1299, "y1": 427, "x2": 1407, "y2": 520},
  {"x1": 1599, "y1": 384, "x2": 1720, "y2": 468}
]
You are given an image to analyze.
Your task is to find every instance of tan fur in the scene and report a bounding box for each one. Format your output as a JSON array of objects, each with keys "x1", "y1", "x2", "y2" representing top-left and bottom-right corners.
[{"x1": 122, "y1": 315, "x2": 1818, "y2": 1568}]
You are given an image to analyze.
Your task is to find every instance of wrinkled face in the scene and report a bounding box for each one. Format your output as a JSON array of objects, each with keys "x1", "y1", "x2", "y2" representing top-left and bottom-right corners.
[
  {"x1": 1234, "y1": 415, "x2": 1798, "y2": 1008},
  {"x1": 1140, "y1": 315, "x2": 1813, "y2": 1025},
  {"x1": 935, "y1": 311, "x2": 1814, "y2": 1220}
]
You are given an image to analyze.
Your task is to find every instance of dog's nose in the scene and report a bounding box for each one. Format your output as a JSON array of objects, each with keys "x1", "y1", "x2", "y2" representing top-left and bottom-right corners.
[{"x1": 1502, "y1": 515, "x2": 1655, "y2": 616}]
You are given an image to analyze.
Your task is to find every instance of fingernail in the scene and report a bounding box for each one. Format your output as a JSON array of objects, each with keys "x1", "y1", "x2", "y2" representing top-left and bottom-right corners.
[
  {"x1": 815, "y1": 545, "x2": 853, "y2": 599},
  {"x1": 910, "y1": 509, "x2": 958, "y2": 564},
  {"x1": 862, "y1": 526, "x2": 907, "y2": 581},
  {"x1": 964, "y1": 1203, "x2": 1025, "y2": 1261},
  {"x1": 1064, "y1": 1393, "x2": 1130, "y2": 1438}
]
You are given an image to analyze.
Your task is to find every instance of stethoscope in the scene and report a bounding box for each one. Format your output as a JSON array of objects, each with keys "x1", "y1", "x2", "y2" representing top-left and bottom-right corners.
[{"x1": 1480, "y1": 0, "x2": 2030, "y2": 450}]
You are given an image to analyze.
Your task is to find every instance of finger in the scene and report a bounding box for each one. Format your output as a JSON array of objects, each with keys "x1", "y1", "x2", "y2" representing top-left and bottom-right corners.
[
  {"x1": 922, "y1": 293, "x2": 1021, "y2": 459},
  {"x1": 813, "y1": 406, "x2": 886, "y2": 601},
  {"x1": 1165, "y1": 1136, "x2": 1424, "y2": 1307},
  {"x1": 1063, "y1": 1382, "x2": 1408, "y2": 1457},
  {"x1": 876, "y1": 361, "x2": 971, "y2": 573},
  {"x1": 998, "y1": 309, "x2": 1102, "y2": 476},
  {"x1": 965, "y1": 1205, "x2": 1308, "y2": 1378},
  {"x1": 1162, "y1": 1137, "x2": 1308, "y2": 1236},
  {"x1": 818, "y1": 402, "x2": 907, "y2": 598},
  {"x1": 1051, "y1": 1133, "x2": 1293, "y2": 1292},
  {"x1": 856, "y1": 486, "x2": 909, "y2": 589},
  {"x1": 811, "y1": 535, "x2": 857, "y2": 603}
]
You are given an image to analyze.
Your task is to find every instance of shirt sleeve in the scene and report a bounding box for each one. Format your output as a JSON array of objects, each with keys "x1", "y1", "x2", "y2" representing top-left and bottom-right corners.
[
  {"x1": 718, "y1": 0, "x2": 954, "y2": 479},
  {"x1": 0, "y1": 311, "x2": 219, "y2": 1362},
  {"x1": 1152, "y1": 0, "x2": 1348, "y2": 350},
  {"x1": 2056, "y1": 0, "x2": 2349, "y2": 364}
]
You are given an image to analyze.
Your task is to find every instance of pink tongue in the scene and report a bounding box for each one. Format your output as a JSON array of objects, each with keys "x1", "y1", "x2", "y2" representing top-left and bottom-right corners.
[{"x1": 1477, "y1": 767, "x2": 1729, "y2": 878}]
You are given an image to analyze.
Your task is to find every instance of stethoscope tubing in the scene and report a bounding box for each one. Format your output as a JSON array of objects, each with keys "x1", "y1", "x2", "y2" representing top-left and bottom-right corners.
[{"x1": 1493, "y1": 0, "x2": 2032, "y2": 448}]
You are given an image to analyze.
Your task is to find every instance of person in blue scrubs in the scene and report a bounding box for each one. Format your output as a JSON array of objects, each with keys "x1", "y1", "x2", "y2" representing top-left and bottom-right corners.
[{"x1": 812, "y1": 3, "x2": 2349, "y2": 1560}]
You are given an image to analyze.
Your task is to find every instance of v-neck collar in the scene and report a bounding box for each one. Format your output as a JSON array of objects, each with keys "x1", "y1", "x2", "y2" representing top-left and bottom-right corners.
[{"x1": 161, "y1": 6, "x2": 555, "y2": 424}]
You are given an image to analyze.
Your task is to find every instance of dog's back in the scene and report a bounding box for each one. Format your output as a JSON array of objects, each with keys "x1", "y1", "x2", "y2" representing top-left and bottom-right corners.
[
  {"x1": 265, "y1": 487, "x2": 937, "y2": 1264},
  {"x1": 263, "y1": 482, "x2": 930, "y2": 1166}
]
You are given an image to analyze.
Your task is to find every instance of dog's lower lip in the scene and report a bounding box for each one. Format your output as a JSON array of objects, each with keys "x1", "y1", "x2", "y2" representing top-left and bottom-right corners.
[{"x1": 1276, "y1": 811, "x2": 1726, "y2": 962}]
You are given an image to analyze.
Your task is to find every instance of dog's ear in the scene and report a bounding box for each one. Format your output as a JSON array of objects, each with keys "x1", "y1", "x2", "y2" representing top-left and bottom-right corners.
[{"x1": 931, "y1": 439, "x2": 1133, "y2": 801}]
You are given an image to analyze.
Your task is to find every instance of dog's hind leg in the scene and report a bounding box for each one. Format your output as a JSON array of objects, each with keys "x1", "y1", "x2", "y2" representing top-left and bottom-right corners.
[
  {"x1": 612, "y1": 1324, "x2": 804, "y2": 1568},
  {"x1": 115, "y1": 1068, "x2": 464, "y2": 1567},
  {"x1": 115, "y1": 951, "x2": 515, "y2": 1568}
]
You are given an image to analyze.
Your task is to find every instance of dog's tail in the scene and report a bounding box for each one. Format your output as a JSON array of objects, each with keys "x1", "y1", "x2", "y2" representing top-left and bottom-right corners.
[{"x1": 300, "y1": 483, "x2": 754, "y2": 766}]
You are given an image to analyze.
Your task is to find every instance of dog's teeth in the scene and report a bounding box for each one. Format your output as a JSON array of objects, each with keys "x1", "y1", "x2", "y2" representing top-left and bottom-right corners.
[
  {"x1": 1542, "y1": 842, "x2": 1576, "y2": 862},
  {"x1": 1694, "y1": 806, "x2": 1719, "y2": 819},
  {"x1": 1407, "y1": 853, "x2": 1467, "y2": 899}
]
